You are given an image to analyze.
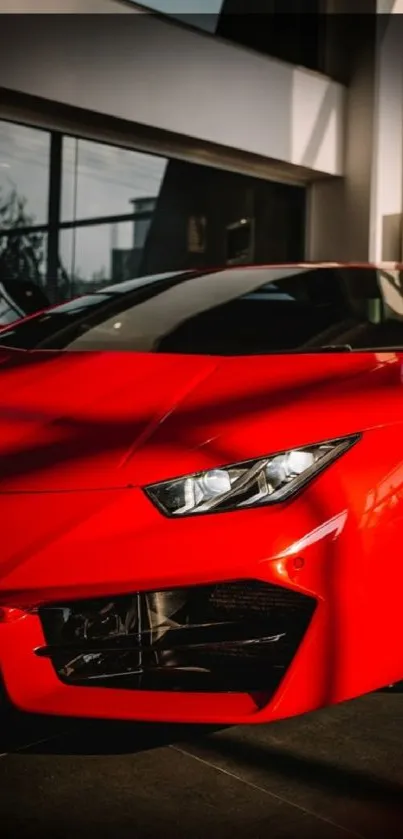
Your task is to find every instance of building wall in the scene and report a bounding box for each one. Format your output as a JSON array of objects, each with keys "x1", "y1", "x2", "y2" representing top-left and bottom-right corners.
[
  {"x1": 0, "y1": 4, "x2": 400, "y2": 266},
  {"x1": 0, "y1": 13, "x2": 345, "y2": 179}
]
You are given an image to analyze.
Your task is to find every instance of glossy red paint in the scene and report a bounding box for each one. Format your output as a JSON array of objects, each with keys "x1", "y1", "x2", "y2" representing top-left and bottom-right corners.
[{"x1": 2, "y1": 289, "x2": 403, "y2": 722}]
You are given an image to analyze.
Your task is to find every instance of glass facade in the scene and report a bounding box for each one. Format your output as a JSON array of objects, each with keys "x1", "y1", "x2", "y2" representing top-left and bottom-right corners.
[
  {"x1": 61, "y1": 137, "x2": 167, "y2": 223},
  {"x1": 128, "y1": 1, "x2": 225, "y2": 33},
  {"x1": 0, "y1": 122, "x2": 50, "y2": 312},
  {"x1": 0, "y1": 118, "x2": 306, "y2": 324},
  {"x1": 0, "y1": 121, "x2": 50, "y2": 228},
  {"x1": 59, "y1": 136, "x2": 167, "y2": 296}
]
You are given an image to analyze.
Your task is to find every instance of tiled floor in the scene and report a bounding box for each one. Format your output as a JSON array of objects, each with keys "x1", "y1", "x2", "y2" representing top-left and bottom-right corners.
[{"x1": 1, "y1": 689, "x2": 403, "y2": 839}]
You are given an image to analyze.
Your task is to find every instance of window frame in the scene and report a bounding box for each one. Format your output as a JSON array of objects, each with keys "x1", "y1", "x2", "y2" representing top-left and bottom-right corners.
[{"x1": 0, "y1": 118, "x2": 164, "y2": 303}]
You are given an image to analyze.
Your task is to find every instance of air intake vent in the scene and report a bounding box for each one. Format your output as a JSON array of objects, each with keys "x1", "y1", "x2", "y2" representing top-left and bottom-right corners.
[{"x1": 37, "y1": 580, "x2": 316, "y2": 694}]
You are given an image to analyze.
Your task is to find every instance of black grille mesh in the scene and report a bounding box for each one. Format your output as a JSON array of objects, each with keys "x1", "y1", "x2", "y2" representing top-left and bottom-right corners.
[{"x1": 37, "y1": 580, "x2": 316, "y2": 694}]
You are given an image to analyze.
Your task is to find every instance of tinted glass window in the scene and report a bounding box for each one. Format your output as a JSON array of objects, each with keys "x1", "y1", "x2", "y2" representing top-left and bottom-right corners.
[
  {"x1": 126, "y1": 1, "x2": 225, "y2": 33},
  {"x1": 1, "y1": 266, "x2": 402, "y2": 355}
]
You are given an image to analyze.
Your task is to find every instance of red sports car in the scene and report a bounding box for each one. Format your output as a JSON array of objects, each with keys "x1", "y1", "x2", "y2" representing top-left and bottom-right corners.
[{"x1": 1, "y1": 262, "x2": 403, "y2": 725}]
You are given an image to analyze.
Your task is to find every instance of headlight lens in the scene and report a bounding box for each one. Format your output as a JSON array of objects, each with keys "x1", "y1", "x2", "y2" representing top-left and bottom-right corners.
[{"x1": 145, "y1": 434, "x2": 359, "y2": 517}]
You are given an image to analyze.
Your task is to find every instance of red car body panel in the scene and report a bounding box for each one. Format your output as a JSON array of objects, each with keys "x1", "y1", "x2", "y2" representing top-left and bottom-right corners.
[{"x1": 1, "y1": 264, "x2": 403, "y2": 723}]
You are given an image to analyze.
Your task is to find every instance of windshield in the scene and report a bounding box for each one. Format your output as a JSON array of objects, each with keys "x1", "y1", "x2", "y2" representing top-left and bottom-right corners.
[{"x1": 1, "y1": 265, "x2": 403, "y2": 355}]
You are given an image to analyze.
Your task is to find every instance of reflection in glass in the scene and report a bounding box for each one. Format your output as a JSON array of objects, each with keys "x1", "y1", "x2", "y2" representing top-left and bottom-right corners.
[
  {"x1": 360, "y1": 462, "x2": 403, "y2": 531},
  {"x1": 59, "y1": 221, "x2": 139, "y2": 296},
  {"x1": 5, "y1": 267, "x2": 403, "y2": 357},
  {"x1": 0, "y1": 282, "x2": 24, "y2": 326},
  {"x1": 0, "y1": 231, "x2": 48, "y2": 288},
  {"x1": 61, "y1": 136, "x2": 167, "y2": 223},
  {"x1": 0, "y1": 119, "x2": 306, "y2": 313},
  {"x1": 127, "y1": 0, "x2": 225, "y2": 32},
  {"x1": 0, "y1": 120, "x2": 50, "y2": 228},
  {"x1": 0, "y1": 231, "x2": 49, "y2": 321}
]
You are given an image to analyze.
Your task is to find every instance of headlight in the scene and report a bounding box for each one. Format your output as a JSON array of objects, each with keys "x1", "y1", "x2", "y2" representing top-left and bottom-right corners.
[{"x1": 145, "y1": 434, "x2": 360, "y2": 517}]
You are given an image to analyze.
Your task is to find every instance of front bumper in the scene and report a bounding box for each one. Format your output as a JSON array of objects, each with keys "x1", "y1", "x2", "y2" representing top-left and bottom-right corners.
[
  {"x1": 1, "y1": 468, "x2": 401, "y2": 724},
  {"x1": 0, "y1": 577, "x2": 322, "y2": 724}
]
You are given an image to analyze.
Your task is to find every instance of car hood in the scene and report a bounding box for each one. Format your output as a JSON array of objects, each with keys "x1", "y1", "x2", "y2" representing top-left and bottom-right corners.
[{"x1": 0, "y1": 347, "x2": 400, "y2": 493}]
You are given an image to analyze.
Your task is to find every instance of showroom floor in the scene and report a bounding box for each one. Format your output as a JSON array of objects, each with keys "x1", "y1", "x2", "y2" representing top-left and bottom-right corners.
[{"x1": 1, "y1": 690, "x2": 403, "y2": 839}]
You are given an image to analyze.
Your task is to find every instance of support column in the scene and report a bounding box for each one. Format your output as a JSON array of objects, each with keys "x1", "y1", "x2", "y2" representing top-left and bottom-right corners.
[
  {"x1": 369, "y1": 1, "x2": 403, "y2": 262},
  {"x1": 306, "y1": 3, "x2": 377, "y2": 262}
]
